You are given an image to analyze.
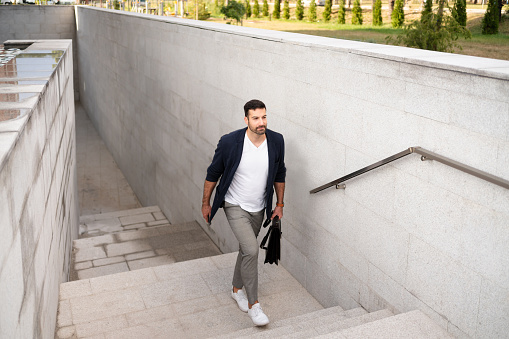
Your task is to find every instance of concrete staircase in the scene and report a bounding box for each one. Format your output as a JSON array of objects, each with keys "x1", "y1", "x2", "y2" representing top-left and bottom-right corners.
[{"x1": 56, "y1": 206, "x2": 454, "y2": 339}]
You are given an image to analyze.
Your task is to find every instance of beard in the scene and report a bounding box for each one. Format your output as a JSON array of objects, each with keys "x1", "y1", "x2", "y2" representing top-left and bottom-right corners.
[{"x1": 249, "y1": 124, "x2": 266, "y2": 135}]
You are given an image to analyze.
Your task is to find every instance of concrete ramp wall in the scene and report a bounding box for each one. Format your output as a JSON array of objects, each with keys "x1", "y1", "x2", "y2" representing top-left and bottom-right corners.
[
  {"x1": 0, "y1": 40, "x2": 78, "y2": 338},
  {"x1": 75, "y1": 7, "x2": 509, "y2": 338}
]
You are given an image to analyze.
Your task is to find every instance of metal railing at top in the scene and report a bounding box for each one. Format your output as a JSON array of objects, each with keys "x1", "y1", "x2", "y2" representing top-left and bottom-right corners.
[{"x1": 309, "y1": 146, "x2": 509, "y2": 194}]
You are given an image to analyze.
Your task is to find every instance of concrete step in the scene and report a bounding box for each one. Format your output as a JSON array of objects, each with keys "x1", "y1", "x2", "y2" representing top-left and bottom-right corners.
[
  {"x1": 79, "y1": 206, "x2": 169, "y2": 237},
  {"x1": 71, "y1": 220, "x2": 222, "y2": 281},
  {"x1": 221, "y1": 308, "x2": 393, "y2": 338},
  {"x1": 213, "y1": 305, "x2": 348, "y2": 338},
  {"x1": 315, "y1": 309, "x2": 454, "y2": 339},
  {"x1": 56, "y1": 252, "x2": 325, "y2": 339}
]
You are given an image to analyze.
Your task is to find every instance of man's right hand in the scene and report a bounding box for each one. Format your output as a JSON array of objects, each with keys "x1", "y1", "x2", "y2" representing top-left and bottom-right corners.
[{"x1": 202, "y1": 204, "x2": 212, "y2": 223}]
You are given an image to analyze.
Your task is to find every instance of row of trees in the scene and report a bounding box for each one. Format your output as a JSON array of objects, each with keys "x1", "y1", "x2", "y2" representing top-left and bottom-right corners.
[
  {"x1": 220, "y1": 0, "x2": 505, "y2": 34},
  {"x1": 241, "y1": 0, "x2": 407, "y2": 26}
]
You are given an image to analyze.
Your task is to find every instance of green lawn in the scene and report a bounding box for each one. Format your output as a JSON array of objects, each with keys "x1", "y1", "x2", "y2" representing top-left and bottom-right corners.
[{"x1": 208, "y1": 5, "x2": 509, "y2": 60}]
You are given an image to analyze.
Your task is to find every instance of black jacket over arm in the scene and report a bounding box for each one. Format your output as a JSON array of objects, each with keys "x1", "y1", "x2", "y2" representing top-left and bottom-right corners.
[{"x1": 206, "y1": 128, "x2": 286, "y2": 222}]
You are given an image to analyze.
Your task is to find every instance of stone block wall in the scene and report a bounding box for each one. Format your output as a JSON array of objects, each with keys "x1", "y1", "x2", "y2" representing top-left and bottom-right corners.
[
  {"x1": 0, "y1": 6, "x2": 79, "y2": 99},
  {"x1": 0, "y1": 40, "x2": 78, "y2": 338},
  {"x1": 75, "y1": 7, "x2": 509, "y2": 338}
]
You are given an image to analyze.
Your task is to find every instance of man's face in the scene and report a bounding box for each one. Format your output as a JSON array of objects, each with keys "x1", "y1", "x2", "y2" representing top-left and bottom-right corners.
[{"x1": 245, "y1": 108, "x2": 267, "y2": 135}]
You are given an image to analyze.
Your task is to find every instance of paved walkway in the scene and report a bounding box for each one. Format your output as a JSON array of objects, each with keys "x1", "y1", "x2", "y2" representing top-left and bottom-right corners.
[{"x1": 76, "y1": 103, "x2": 141, "y2": 216}]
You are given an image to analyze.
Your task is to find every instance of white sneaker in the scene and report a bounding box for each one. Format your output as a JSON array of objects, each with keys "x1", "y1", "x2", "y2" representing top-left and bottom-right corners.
[
  {"x1": 231, "y1": 289, "x2": 249, "y2": 313},
  {"x1": 248, "y1": 303, "x2": 269, "y2": 326}
]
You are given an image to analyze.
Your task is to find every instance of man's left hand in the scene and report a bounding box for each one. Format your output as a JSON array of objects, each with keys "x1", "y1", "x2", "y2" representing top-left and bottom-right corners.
[{"x1": 271, "y1": 206, "x2": 283, "y2": 220}]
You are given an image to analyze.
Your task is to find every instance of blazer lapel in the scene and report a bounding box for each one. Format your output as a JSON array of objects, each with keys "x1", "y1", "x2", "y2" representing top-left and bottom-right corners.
[
  {"x1": 231, "y1": 128, "x2": 246, "y2": 174},
  {"x1": 266, "y1": 131, "x2": 275, "y2": 192}
]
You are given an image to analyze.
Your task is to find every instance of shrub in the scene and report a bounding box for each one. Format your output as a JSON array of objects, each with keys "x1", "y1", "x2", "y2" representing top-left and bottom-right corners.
[
  {"x1": 482, "y1": 0, "x2": 499, "y2": 34},
  {"x1": 198, "y1": 3, "x2": 211, "y2": 19},
  {"x1": 389, "y1": 5, "x2": 471, "y2": 52},
  {"x1": 421, "y1": 0, "x2": 432, "y2": 19},
  {"x1": 283, "y1": 0, "x2": 290, "y2": 18},
  {"x1": 338, "y1": 0, "x2": 346, "y2": 24},
  {"x1": 323, "y1": 0, "x2": 332, "y2": 21},
  {"x1": 452, "y1": 0, "x2": 467, "y2": 26},
  {"x1": 246, "y1": 0, "x2": 252, "y2": 17},
  {"x1": 262, "y1": 0, "x2": 269, "y2": 16},
  {"x1": 221, "y1": 0, "x2": 246, "y2": 24},
  {"x1": 308, "y1": 0, "x2": 317, "y2": 21},
  {"x1": 352, "y1": 0, "x2": 363, "y2": 24},
  {"x1": 372, "y1": 0, "x2": 383, "y2": 26},
  {"x1": 274, "y1": 0, "x2": 281, "y2": 18},
  {"x1": 253, "y1": 0, "x2": 260, "y2": 16},
  {"x1": 391, "y1": 0, "x2": 405, "y2": 27},
  {"x1": 296, "y1": 0, "x2": 304, "y2": 20}
]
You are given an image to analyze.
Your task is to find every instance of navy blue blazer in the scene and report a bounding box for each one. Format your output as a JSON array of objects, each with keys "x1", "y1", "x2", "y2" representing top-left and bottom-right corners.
[{"x1": 206, "y1": 127, "x2": 286, "y2": 222}]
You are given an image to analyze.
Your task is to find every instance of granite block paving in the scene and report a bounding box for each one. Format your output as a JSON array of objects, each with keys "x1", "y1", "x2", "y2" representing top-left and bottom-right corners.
[
  {"x1": 58, "y1": 250, "x2": 449, "y2": 338},
  {"x1": 79, "y1": 206, "x2": 169, "y2": 238},
  {"x1": 56, "y1": 253, "x2": 326, "y2": 339},
  {"x1": 72, "y1": 207, "x2": 221, "y2": 281}
]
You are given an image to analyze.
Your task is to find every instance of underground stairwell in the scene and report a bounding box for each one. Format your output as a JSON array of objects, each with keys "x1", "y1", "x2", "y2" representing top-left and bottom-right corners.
[{"x1": 54, "y1": 103, "x2": 455, "y2": 338}]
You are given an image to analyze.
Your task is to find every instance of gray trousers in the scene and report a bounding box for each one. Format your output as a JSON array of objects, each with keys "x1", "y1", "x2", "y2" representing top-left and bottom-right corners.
[{"x1": 223, "y1": 202, "x2": 265, "y2": 305}]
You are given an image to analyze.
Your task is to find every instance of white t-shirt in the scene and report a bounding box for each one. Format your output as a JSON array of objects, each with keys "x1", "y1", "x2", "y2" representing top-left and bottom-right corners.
[{"x1": 224, "y1": 133, "x2": 269, "y2": 212}]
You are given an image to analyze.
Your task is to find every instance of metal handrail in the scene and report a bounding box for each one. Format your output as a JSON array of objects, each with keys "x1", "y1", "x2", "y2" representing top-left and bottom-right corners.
[{"x1": 309, "y1": 146, "x2": 509, "y2": 194}]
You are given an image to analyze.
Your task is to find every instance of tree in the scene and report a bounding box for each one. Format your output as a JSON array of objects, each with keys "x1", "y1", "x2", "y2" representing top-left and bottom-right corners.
[
  {"x1": 372, "y1": 0, "x2": 382, "y2": 25},
  {"x1": 296, "y1": 0, "x2": 304, "y2": 20},
  {"x1": 262, "y1": 0, "x2": 269, "y2": 16},
  {"x1": 283, "y1": 0, "x2": 290, "y2": 19},
  {"x1": 482, "y1": 0, "x2": 499, "y2": 34},
  {"x1": 253, "y1": 0, "x2": 260, "y2": 16},
  {"x1": 338, "y1": 0, "x2": 346, "y2": 23},
  {"x1": 274, "y1": 0, "x2": 281, "y2": 18},
  {"x1": 391, "y1": 0, "x2": 405, "y2": 27},
  {"x1": 221, "y1": 0, "x2": 246, "y2": 24},
  {"x1": 452, "y1": 0, "x2": 467, "y2": 26},
  {"x1": 389, "y1": 0, "x2": 471, "y2": 52},
  {"x1": 246, "y1": 0, "x2": 252, "y2": 17},
  {"x1": 352, "y1": 0, "x2": 363, "y2": 24},
  {"x1": 308, "y1": 0, "x2": 317, "y2": 21},
  {"x1": 421, "y1": 0, "x2": 432, "y2": 20},
  {"x1": 323, "y1": 0, "x2": 332, "y2": 21}
]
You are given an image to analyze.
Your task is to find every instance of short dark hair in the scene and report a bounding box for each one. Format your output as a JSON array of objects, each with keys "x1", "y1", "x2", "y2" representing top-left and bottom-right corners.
[{"x1": 244, "y1": 99, "x2": 266, "y2": 117}]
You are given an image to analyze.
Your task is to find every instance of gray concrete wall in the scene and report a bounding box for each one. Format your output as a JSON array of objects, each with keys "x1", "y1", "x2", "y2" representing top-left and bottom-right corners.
[
  {"x1": 0, "y1": 40, "x2": 78, "y2": 338},
  {"x1": 75, "y1": 6, "x2": 509, "y2": 338},
  {"x1": 0, "y1": 6, "x2": 79, "y2": 100}
]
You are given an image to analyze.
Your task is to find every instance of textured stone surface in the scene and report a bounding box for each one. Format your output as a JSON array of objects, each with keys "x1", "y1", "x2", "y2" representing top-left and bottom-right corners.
[
  {"x1": 77, "y1": 262, "x2": 130, "y2": 280},
  {"x1": 0, "y1": 39, "x2": 77, "y2": 339},
  {"x1": 76, "y1": 102, "x2": 142, "y2": 217},
  {"x1": 57, "y1": 253, "x2": 329, "y2": 338},
  {"x1": 323, "y1": 310, "x2": 454, "y2": 339},
  {"x1": 72, "y1": 209, "x2": 221, "y2": 281}
]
